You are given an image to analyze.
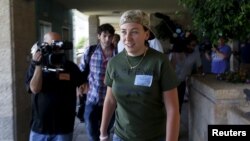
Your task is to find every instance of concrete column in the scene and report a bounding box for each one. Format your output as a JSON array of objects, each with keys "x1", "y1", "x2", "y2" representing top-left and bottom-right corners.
[
  {"x1": 0, "y1": 0, "x2": 36, "y2": 141},
  {"x1": 0, "y1": 0, "x2": 14, "y2": 140},
  {"x1": 88, "y1": 15, "x2": 99, "y2": 45}
]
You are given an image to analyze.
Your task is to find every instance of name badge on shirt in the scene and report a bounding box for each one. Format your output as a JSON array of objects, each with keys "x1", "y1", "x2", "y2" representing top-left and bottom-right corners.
[
  {"x1": 134, "y1": 75, "x2": 153, "y2": 87},
  {"x1": 59, "y1": 73, "x2": 70, "y2": 80}
]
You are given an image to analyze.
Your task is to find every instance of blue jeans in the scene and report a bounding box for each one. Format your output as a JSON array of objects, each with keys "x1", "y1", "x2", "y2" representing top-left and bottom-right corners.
[
  {"x1": 112, "y1": 134, "x2": 123, "y2": 141},
  {"x1": 177, "y1": 80, "x2": 186, "y2": 114},
  {"x1": 29, "y1": 130, "x2": 73, "y2": 141},
  {"x1": 113, "y1": 134, "x2": 165, "y2": 141},
  {"x1": 84, "y1": 102, "x2": 115, "y2": 141}
]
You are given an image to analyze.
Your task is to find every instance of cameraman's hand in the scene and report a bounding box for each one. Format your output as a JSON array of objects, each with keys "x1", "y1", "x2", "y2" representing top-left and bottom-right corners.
[
  {"x1": 31, "y1": 42, "x2": 42, "y2": 64},
  {"x1": 32, "y1": 51, "x2": 42, "y2": 61},
  {"x1": 32, "y1": 51, "x2": 42, "y2": 66}
]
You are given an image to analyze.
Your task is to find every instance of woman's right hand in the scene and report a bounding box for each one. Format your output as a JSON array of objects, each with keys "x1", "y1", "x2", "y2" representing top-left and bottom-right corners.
[{"x1": 99, "y1": 135, "x2": 109, "y2": 141}]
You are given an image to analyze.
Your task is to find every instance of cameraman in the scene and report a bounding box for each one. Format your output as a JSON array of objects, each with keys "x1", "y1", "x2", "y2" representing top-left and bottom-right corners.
[
  {"x1": 169, "y1": 33, "x2": 202, "y2": 113},
  {"x1": 25, "y1": 32, "x2": 84, "y2": 141}
]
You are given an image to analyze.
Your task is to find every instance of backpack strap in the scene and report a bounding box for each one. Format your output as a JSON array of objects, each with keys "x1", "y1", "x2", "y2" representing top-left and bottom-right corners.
[
  {"x1": 82, "y1": 44, "x2": 97, "y2": 82},
  {"x1": 87, "y1": 44, "x2": 97, "y2": 63}
]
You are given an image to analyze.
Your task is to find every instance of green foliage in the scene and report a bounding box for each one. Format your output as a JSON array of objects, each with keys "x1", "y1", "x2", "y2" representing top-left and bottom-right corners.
[
  {"x1": 76, "y1": 37, "x2": 88, "y2": 49},
  {"x1": 179, "y1": 0, "x2": 250, "y2": 43},
  {"x1": 219, "y1": 71, "x2": 250, "y2": 83}
]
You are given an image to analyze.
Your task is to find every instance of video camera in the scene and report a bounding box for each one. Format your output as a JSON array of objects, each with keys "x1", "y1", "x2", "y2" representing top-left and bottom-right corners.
[
  {"x1": 37, "y1": 40, "x2": 73, "y2": 70},
  {"x1": 199, "y1": 40, "x2": 212, "y2": 53},
  {"x1": 154, "y1": 12, "x2": 187, "y2": 52}
]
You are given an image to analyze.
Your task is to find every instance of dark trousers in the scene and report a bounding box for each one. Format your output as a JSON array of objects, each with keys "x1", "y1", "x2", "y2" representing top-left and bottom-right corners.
[
  {"x1": 84, "y1": 102, "x2": 115, "y2": 141},
  {"x1": 177, "y1": 81, "x2": 186, "y2": 114}
]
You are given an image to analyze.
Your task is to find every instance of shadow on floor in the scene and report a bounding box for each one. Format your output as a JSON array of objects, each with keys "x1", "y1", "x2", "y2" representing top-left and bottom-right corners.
[{"x1": 73, "y1": 102, "x2": 189, "y2": 141}]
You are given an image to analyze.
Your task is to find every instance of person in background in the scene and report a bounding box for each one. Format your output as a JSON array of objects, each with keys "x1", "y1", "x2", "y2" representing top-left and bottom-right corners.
[
  {"x1": 117, "y1": 40, "x2": 124, "y2": 53},
  {"x1": 169, "y1": 33, "x2": 202, "y2": 113},
  {"x1": 112, "y1": 33, "x2": 120, "y2": 54},
  {"x1": 25, "y1": 32, "x2": 84, "y2": 141},
  {"x1": 78, "y1": 23, "x2": 116, "y2": 141},
  {"x1": 100, "y1": 9, "x2": 180, "y2": 141},
  {"x1": 236, "y1": 38, "x2": 250, "y2": 74},
  {"x1": 205, "y1": 35, "x2": 232, "y2": 78},
  {"x1": 199, "y1": 38, "x2": 212, "y2": 75},
  {"x1": 148, "y1": 37, "x2": 164, "y2": 53}
]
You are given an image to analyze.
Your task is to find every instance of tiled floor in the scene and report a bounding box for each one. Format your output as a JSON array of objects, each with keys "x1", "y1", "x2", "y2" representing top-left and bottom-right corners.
[{"x1": 73, "y1": 102, "x2": 189, "y2": 141}]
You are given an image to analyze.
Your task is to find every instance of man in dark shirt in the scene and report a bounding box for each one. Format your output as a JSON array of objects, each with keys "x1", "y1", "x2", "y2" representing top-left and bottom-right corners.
[
  {"x1": 25, "y1": 32, "x2": 83, "y2": 141},
  {"x1": 239, "y1": 39, "x2": 250, "y2": 74}
]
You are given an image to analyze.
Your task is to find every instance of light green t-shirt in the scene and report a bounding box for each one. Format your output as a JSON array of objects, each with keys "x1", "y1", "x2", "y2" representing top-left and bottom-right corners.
[{"x1": 105, "y1": 48, "x2": 179, "y2": 141}]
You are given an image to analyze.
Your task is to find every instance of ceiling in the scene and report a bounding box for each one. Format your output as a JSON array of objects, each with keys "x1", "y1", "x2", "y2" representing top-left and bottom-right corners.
[
  {"x1": 56, "y1": 0, "x2": 187, "y2": 16},
  {"x1": 56, "y1": 0, "x2": 190, "y2": 35}
]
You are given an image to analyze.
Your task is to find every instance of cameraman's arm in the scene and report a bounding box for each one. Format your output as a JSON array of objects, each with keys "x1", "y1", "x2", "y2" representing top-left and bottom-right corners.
[{"x1": 30, "y1": 51, "x2": 43, "y2": 94}]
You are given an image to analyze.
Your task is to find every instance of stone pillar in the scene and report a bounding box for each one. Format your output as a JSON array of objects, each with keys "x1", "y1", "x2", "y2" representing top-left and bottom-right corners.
[
  {"x1": 88, "y1": 15, "x2": 99, "y2": 45},
  {"x1": 189, "y1": 74, "x2": 248, "y2": 141},
  {"x1": 0, "y1": 0, "x2": 36, "y2": 141},
  {"x1": 0, "y1": 0, "x2": 14, "y2": 140}
]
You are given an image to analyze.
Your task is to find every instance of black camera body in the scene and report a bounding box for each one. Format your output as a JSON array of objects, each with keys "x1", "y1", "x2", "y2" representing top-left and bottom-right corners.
[
  {"x1": 154, "y1": 12, "x2": 187, "y2": 53},
  {"x1": 200, "y1": 41, "x2": 213, "y2": 53},
  {"x1": 37, "y1": 41, "x2": 73, "y2": 68}
]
